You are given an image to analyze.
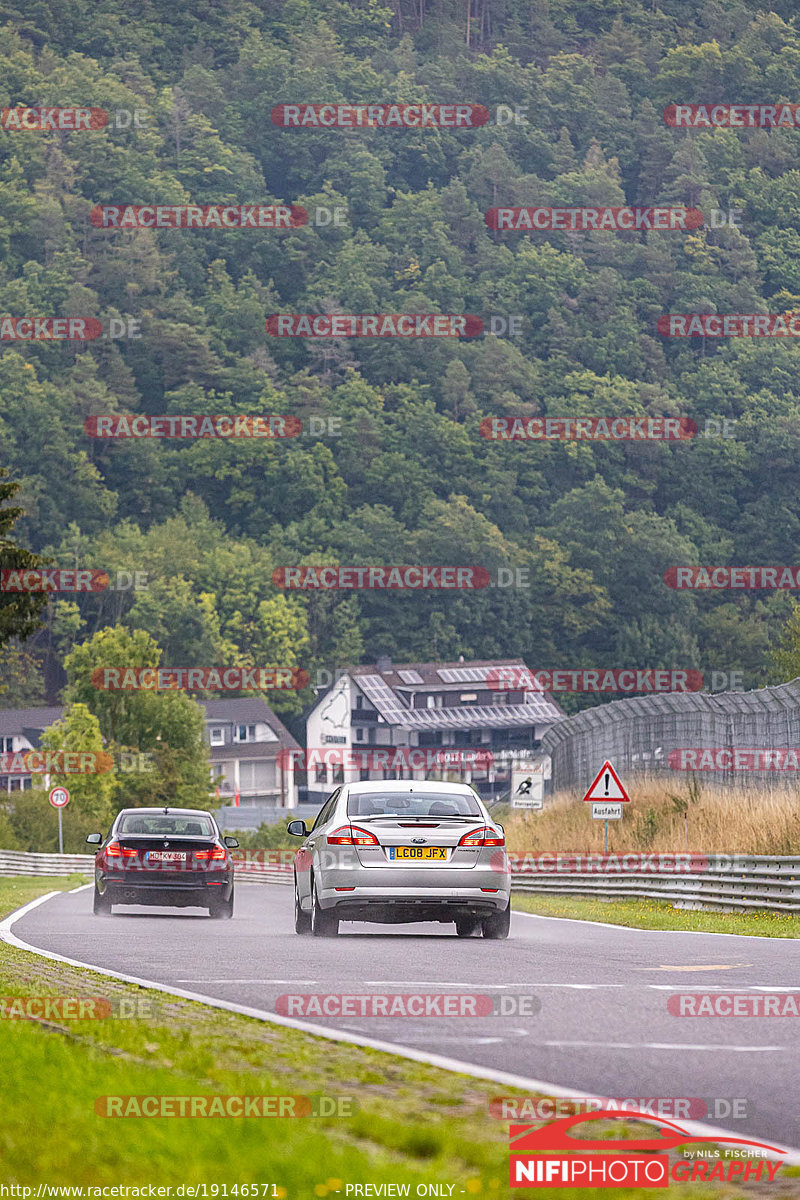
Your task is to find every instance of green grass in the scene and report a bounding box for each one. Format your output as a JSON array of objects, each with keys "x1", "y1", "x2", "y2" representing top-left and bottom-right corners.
[
  {"x1": 0, "y1": 877, "x2": 779, "y2": 1198},
  {"x1": 512, "y1": 893, "x2": 798, "y2": 936}
]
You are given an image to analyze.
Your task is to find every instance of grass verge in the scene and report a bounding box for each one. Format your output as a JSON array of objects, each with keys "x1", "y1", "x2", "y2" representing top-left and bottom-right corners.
[
  {"x1": 512, "y1": 893, "x2": 798, "y2": 937},
  {"x1": 0, "y1": 877, "x2": 788, "y2": 1198}
]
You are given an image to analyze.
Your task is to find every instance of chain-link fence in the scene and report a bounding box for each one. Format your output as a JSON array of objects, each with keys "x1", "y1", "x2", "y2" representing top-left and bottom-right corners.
[{"x1": 541, "y1": 679, "x2": 800, "y2": 793}]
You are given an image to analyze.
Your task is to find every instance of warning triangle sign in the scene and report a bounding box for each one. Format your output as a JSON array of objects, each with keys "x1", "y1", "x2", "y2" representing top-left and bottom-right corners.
[{"x1": 582, "y1": 760, "x2": 630, "y2": 802}]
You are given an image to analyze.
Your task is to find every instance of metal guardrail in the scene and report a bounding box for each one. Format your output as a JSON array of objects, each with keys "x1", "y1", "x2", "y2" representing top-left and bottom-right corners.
[
  {"x1": 510, "y1": 854, "x2": 800, "y2": 913},
  {"x1": 0, "y1": 849, "x2": 296, "y2": 885},
  {"x1": 0, "y1": 850, "x2": 797, "y2": 913},
  {"x1": 0, "y1": 851, "x2": 95, "y2": 876}
]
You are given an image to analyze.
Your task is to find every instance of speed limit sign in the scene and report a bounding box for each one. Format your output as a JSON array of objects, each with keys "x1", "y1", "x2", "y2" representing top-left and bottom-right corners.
[{"x1": 49, "y1": 787, "x2": 70, "y2": 808}]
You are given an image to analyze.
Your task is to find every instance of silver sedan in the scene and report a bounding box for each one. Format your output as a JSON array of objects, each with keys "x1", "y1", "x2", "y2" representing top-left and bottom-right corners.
[{"x1": 289, "y1": 780, "x2": 511, "y2": 938}]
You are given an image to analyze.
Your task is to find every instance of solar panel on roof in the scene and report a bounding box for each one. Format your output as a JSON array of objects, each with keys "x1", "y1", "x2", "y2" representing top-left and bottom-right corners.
[
  {"x1": 437, "y1": 666, "x2": 492, "y2": 683},
  {"x1": 397, "y1": 670, "x2": 424, "y2": 684},
  {"x1": 358, "y1": 674, "x2": 407, "y2": 719},
  {"x1": 399, "y1": 703, "x2": 559, "y2": 730}
]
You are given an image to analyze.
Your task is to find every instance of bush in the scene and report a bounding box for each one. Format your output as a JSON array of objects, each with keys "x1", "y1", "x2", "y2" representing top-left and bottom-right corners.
[{"x1": 233, "y1": 819, "x2": 299, "y2": 850}]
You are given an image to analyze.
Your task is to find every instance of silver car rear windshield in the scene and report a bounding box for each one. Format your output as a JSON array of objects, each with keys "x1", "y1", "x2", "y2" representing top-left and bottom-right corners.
[
  {"x1": 117, "y1": 814, "x2": 215, "y2": 837},
  {"x1": 347, "y1": 793, "x2": 482, "y2": 818}
]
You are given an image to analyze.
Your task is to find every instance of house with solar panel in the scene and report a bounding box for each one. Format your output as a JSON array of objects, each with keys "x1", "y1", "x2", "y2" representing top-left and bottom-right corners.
[{"x1": 302, "y1": 657, "x2": 565, "y2": 805}]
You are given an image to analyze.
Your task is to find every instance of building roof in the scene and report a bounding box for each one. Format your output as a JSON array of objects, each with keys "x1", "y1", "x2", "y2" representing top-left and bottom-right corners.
[
  {"x1": 345, "y1": 658, "x2": 565, "y2": 728},
  {"x1": 0, "y1": 706, "x2": 64, "y2": 739},
  {"x1": 201, "y1": 698, "x2": 300, "y2": 747},
  {"x1": 0, "y1": 699, "x2": 299, "y2": 749}
]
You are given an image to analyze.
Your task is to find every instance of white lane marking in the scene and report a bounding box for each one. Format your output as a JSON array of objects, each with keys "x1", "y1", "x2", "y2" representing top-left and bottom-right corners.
[
  {"x1": 512, "y1": 908, "x2": 800, "y2": 941},
  {"x1": 379, "y1": 1035, "x2": 510, "y2": 1045},
  {"x1": 648, "y1": 984, "x2": 800, "y2": 991},
  {"x1": 542, "y1": 1041, "x2": 787, "y2": 1051},
  {"x1": 359, "y1": 979, "x2": 618, "y2": 988},
  {"x1": 2, "y1": 889, "x2": 799, "y2": 1167},
  {"x1": 179, "y1": 980, "x2": 800, "y2": 991},
  {"x1": 639, "y1": 963, "x2": 753, "y2": 971},
  {"x1": 68, "y1": 883, "x2": 92, "y2": 894},
  {"x1": 179, "y1": 981, "x2": 800, "y2": 991}
]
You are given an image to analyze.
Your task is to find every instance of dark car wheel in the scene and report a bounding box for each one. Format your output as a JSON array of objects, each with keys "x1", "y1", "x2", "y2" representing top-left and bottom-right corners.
[
  {"x1": 294, "y1": 876, "x2": 312, "y2": 934},
  {"x1": 209, "y1": 889, "x2": 234, "y2": 919},
  {"x1": 455, "y1": 916, "x2": 480, "y2": 937},
  {"x1": 93, "y1": 887, "x2": 112, "y2": 916},
  {"x1": 482, "y1": 902, "x2": 511, "y2": 939},
  {"x1": 310, "y1": 877, "x2": 338, "y2": 937}
]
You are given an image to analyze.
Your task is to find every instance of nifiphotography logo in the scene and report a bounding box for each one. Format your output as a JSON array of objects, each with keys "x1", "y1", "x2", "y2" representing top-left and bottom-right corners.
[{"x1": 508, "y1": 1109, "x2": 784, "y2": 1188}]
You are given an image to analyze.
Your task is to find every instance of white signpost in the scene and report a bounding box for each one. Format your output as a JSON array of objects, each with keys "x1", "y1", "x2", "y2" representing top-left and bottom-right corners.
[
  {"x1": 591, "y1": 802, "x2": 623, "y2": 820},
  {"x1": 49, "y1": 786, "x2": 70, "y2": 854},
  {"x1": 582, "y1": 761, "x2": 629, "y2": 851},
  {"x1": 511, "y1": 765, "x2": 544, "y2": 810}
]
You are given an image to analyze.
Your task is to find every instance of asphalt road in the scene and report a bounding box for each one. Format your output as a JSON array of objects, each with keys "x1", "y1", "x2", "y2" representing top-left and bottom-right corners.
[{"x1": 9, "y1": 883, "x2": 800, "y2": 1152}]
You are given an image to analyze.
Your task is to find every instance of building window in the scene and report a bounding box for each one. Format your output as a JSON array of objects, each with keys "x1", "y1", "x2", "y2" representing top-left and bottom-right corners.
[
  {"x1": 359, "y1": 767, "x2": 371, "y2": 781},
  {"x1": 1, "y1": 737, "x2": 13, "y2": 753},
  {"x1": 234, "y1": 724, "x2": 256, "y2": 743},
  {"x1": 368, "y1": 727, "x2": 376, "y2": 745},
  {"x1": 332, "y1": 764, "x2": 344, "y2": 784},
  {"x1": 209, "y1": 727, "x2": 225, "y2": 746},
  {"x1": 238, "y1": 760, "x2": 276, "y2": 793},
  {"x1": 356, "y1": 728, "x2": 364, "y2": 742},
  {"x1": 315, "y1": 764, "x2": 328, "y2": 784},
  {"x1": 355, "y1": 694, "x2": 363, "y2": 709}
]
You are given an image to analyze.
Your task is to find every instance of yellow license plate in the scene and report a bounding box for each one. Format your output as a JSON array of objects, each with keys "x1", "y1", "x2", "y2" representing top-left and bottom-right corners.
[{"x1": 388, "y1": 846, "x2": 448, "y2": 860}]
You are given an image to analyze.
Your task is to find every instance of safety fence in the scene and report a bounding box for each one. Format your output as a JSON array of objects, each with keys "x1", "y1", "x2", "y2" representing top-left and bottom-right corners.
[
  {"x1": 541, "y1": 677, "x2": 800, "y2": 793},
  {"x1": 1, "y1": 849, "x2": 797, "y2": 913},
  {"x1": 510, "y1": 854, "x2": 800, "y2": 913}
]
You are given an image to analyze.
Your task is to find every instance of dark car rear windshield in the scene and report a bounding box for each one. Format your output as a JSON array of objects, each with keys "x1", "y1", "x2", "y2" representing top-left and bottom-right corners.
[
  {"x1": 347, "y1": 793, "x2": 482, "y2": 818},
  {"x1": 117, "y1": 814, "x2": 215, "y2": 837}
]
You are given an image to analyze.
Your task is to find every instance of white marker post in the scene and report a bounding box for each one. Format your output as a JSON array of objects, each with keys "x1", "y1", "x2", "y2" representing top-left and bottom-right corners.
[{"x1": 49, "y1": 786, "x2": 70, "y2": 854}]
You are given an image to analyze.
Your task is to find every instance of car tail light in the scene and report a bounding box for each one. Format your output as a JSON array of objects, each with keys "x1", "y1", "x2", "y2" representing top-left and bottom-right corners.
[
  {"x1": 105, "y1": 842, "x2": 138, "y2": 858},
  {"x1": 458, "y1": 826, "x2": 505, "y2": 847},
  {"x1": 195, "y1": 845, "x2": 227, "y2": 860},
  {"x1": 327, "y1": 825, "x2": 379, "y2": 846}
]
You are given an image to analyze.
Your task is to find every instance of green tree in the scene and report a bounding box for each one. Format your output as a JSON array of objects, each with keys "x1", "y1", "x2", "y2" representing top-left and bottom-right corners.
[
  {"x1": 63, "y1": 626, "x2": 212, "y2": 812},
  {"x1": 0, "y1": 468, "x2": 49, "y2": 650}
]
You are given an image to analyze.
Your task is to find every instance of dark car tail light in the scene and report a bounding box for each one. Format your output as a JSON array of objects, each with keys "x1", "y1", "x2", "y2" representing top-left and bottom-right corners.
[
  {"x1": 105, "y1": 841, "x2": 138, "y2": 858},
  {"x1": 458, "y1": 826, "x2": 505, "y2": 847},
  {"x1": 194, "y1": 845, "x2": 227, "y2": 861},
  {"x1": 327, "y1": 825, "x2": 379, "y2": 846}
]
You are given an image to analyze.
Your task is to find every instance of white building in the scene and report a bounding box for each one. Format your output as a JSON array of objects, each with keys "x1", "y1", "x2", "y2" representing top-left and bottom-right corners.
[{"x1": 301, "y1": 657, "x2": 564, "y2": 805}]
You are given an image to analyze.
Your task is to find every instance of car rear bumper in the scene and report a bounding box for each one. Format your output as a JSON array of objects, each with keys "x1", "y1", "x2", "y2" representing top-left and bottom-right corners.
[
  {"x1": 98, "y1": 871, "x2": 232, "y2": 906},
  {"x1": 317, "y1": 882, "x2": 510, "y2": 921}
]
